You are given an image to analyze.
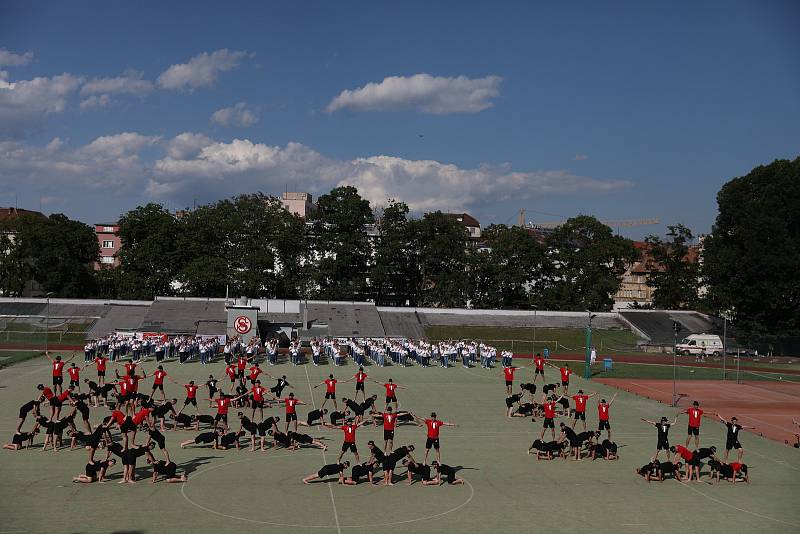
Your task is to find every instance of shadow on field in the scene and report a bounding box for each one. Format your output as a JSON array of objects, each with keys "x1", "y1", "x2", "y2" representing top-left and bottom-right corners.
[{"x1": 178, "y1": 455, "x2": 217, "y2": 475}]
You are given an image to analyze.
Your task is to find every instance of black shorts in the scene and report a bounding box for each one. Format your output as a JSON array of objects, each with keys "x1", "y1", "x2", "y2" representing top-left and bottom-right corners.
[
  {"x1": 98, "y1": 371, "x2": 105, "y2": 377},
  {"x1": 150, "y1": 432, "x2": 166, "y2": 449},
  {"x1": 505, "y1": 398, "x2": 515, "y2": 408},
  {"x1": 208, "y1": 388, "x2": 217, "y2": 398},
  {"x1": 184, "y1": 398, "x2": 197, "y2": 406},
  {"x1": 153, "y1": 384, "x2": 164, "y2": 391},
  {"x1": 384, "y1": 430, "x2": 394, "y2": 441},
  {"x1": 543, "y1": 418, "x2": 554, "y2": 429},
  {"x1": 252, "y1": 399, "x2": 264, "y2": 409},
  {"x1": 341, "y1": 442, "x2": 357, "y2": 453},
  {"x1": 657, "y1": 439, "x2": 670, "y2": 450},
  {"x1": 598, "y1": 420, "x2": 610, "y2": 431},
  {"x1": 356, "y1": 382, "x2": 365, "y2": 391},
  {"x1": 425, "y1": 437, "x2": 440, "y2": 450},
  {"x1": 49, "y1": 397, "x2": 62, "y2": 408},
  {"x1": 77, "y1": 405, "x2": 90, "y2": 421},
  {"x1": 120, "y1": 418, "x2": 137, "y2": 433},
  {"x1": 195, "y1": 434, "x2": 215, "y2": 444},
  {"x1": 561, "y1": 380, "x2": 569, "y2": 387},
  {"x1": 53, "y1": 376, "x2": 63, "y2": 386},
  {"x1": 237, "y1": 370, "x2": 244, "y2": 378},
  {"x1": 214, "y1": 413, "x2": 227, "y2": 423},
  {"x1": 687, "y1": 425, "x2": 699, "y2": 436},
  {"x1": 286, "y1": 413, "x2": 297, "y2": 422},
  {"x1": 535, "y1": 368, "x2": 544, "y2": 375},
  {"x1": 726, "y1": 439, "x2": 742, "y2": 451},
  {"x1": 70, "y1": 380, "x2": 79, "y2": 387},
  {"x1": 386, "y1": 396, "x2": 397, "y2": 404},
  {"x1": 505, "y1": 380, "x2": 512, "y2": 387},
  {"x1": 574, "y1": 412, "x2": 585, "y2": 421},
  {"x1": 325, "y1": 392, "x2": 336, "y2": 400}
]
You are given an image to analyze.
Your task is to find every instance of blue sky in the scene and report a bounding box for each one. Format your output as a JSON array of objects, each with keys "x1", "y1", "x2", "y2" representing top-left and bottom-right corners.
[{"x1": 1, "y1": 1, "x2": 798, "y2": 238}]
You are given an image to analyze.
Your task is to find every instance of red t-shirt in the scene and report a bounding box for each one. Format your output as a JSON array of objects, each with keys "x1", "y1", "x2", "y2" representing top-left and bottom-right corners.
[
  {"x1": 184, "y1": 384, "x2": 199, "y2": 399},
  {"x1": 216, "y1": 397, "x2": 231, "y2": 415},
  {"x1": 355, "y1": 371, "x2": 367, "y2": 383},
  {"x1": 110, "y1": 410, "x2": 126, "y2": 425},
  {"x1": 94, "y1": 357, "x2": 107, "y2": 371},
  {"x1": 251, "y1": 386, "x2": 266, "y2": 402},
  {"x1": 384, "y1": 383, "x2": 397, "y2": 397},
  {"x1": 127, "y1": 375, "x2": 141, "y2": 392},
  {"x1": 675, "y1": 445, "x2": 693, "y2": 461},
  {"x1": 341, "y1": 424, "x2": 357, "y2": 443},
  {"x1": 598, "y1": 403, "x2": 610, "y2": 421},
  {"x1": 237, "y1": 357, "x2": 247, "y2": 371},
  {"x1": 41, "y1": 387, "x2": 54, "y2": 400},
  {"x1": 67, "y1": 367, "x2": 80, "y2": 380},
  {"x1": 534, "y1": 356, "x2": 544, "y2": 370},
  {"x1": 560, "y1": 368, "x2": 572, "y2": 382},
  {"x1": 426, "y1": 419, "x2": 443, "y2": 438},
  {"x1": 57, "y1": 390, "x2": 71, "y2": 402},
  {"x1": 383, "y1": 412, "x2": 397, "y2": 431},
  {"x1": 118, "y1": 381, "x2": 131, "y2": 395},
  {"x1": 249, "y1": 366, "x2": 262, "y2": 380},
  {"x1": 325, "y1": 378, "x2": 337, "y2": 393},
  {"x1": 226, "y1": 365, "x2": 237, "y2": 380},
  {"x1": 132, "y1": 408, "x2": 151, "y2": 425},
  {"x1": 731, "y1": 462, "x2": 743, "y2": 473},
  {"x1": 284, "y1": 397, "x2": 298, "y2": 414},
  {"x1": 572, "y1": 395, "x2": 589, "y2": 413},
  {"x1": 124, "y1": 362, "x2": 137, "y2": 375},
  {"x1": 52, "y1": 361, "x2": 65, "y2": 376},
  {"x1": 154, "y1": 370, "x2": 167, "y2": 385},
  {"x1": 543, "y1": 401, "x2": 556, "y2": 419},
  {"x1": 503, "y1": 367, "x2": 516, "y2": 381},
  {"x1": 687, "y1": 407, "x2": 703, "y2": 428}
]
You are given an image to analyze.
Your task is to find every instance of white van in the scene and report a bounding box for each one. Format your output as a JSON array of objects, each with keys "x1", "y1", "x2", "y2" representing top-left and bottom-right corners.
[{"x1": 676, "y1": 334, "x2": 723, "y2": 356}]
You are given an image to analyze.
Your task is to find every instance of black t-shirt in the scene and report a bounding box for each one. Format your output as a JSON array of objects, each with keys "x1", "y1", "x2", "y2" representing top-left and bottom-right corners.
[
  {"x1": 319, "y1": 463, "x2": 345, "y2": 477},
  {"x1": 562, "y1": 426, "x2": 577, "y2": 441},
  {"x1": 197, "y1": 414, "x2": 215, "y2": 425},
  {"x1": 12, "y1": 432, "x2": 31, "y2": 444},
  {"x1": 726, "y1": 423, "x2": 741, "y2": 440},
  {"x1": 219, "y1": 432, "x2": 240, "y2": 447},
  {"x1": 388, "y1": 446, "x2": 409, "y2": 464},
  {"x1": 370, "y1": 447, "x2": 386, "y2": 462},
  {"x1": 660, "y1": 461, "x2": 677, "y2": 474},
  {"x1": 436, "y1": 464, "x2": 455, "y2": 476},
  {"x1": 207, "y1": 380, "x2": 218, "y2": 391},
  {"x1": 351, "y1": 463, "x2": 370, "y2": 479},
  {"x1": 175, "y1": 413, "x2": 192, "y2": 426},
  {"x1": 153, "y1": 402, "x2": 174, "y2": 417},
  {"x1": 241, "y1": 417, "x2": 258, "y2": 434},
  {"x1": 154, "y1": 460, "x2": 177, "y2": 476},
  {"x1": 330, "y1": 411, "x2": 346, "y2": 425},
  {"x1": 656, "y1": 423, "x2": 671, "y2": 441},
  {"x1": 408, "y1": 462, "x2": 431, "y2": 479},
  {"x1": 307, "y1": 409, "x2": 322, "y2": 421}
]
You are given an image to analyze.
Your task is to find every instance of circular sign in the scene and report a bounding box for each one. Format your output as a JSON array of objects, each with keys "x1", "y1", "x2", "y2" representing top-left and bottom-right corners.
[{"x1": 234, "y1": 315, "x2": 252, "y2": 334}]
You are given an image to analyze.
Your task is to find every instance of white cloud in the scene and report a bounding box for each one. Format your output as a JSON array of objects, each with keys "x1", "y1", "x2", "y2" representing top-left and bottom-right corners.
[
  {"x1": 325, "y1": 73, "x2": 502, "y2": 114},
  {"x1": 149, "y1": 136, "x2": 631, "y2": 210},
  {"x1": 573, "y1": 154, "x2": 588, "y2": 161},
  {"x1": 0, "y1": 48, "x2": 34, "y2": 67},
  {"x1": 80, "y1": 94, "x2": 111, "y2": 110},
  {"x1": 166, "y1": 132, "x2": 214, "y2": 159},
  {"x1": 80, "y1": 132, "x2": 160, "y2": 159},
  {"x1": 0, "y1": 72, "x2": 83, "y2": 138},
  {"x1": 157, "y1": 49, "x2": 247, "y2": 91},
  {"x1": 210, "y1": 102, "x2": 259, "y2": 127},
  {"x1": 80, "y1": 69, "x2": 154, "y2": 107}
]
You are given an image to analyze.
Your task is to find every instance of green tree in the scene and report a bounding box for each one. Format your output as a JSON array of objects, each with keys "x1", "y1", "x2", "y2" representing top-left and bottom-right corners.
[
  {"x1": 310, "y1": 186, "x2": 374, "y2": 300},
  {"x1": 703, "y1": 157, "x2": 800, "y2": 336},
  {"x1": 408, "y1": 211, "x2": 471, "y2": 307},
  {"x1": 0, "y1": 213, "x2": 98, "y2": 297},
  {"x1": 540, "y1": 215, "x2": 638, "y2": 311},
  {"x1": 371, "y1": 201, "x2": 419, "y2": 305},
  {"x1": 645, "y1": 224, "x2": 698, "y2": 309},
  {"x1": 117, "y1": 203, "x2": 180, "y2": 299},
  {"x1": 469, "y1": 224, "x2": 546, "y2": 309}
]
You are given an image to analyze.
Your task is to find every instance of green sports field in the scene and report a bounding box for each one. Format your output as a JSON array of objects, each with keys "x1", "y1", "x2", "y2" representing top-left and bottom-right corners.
[{"x1": 1, "y1": 354, "x2": 798, "y2": 534}]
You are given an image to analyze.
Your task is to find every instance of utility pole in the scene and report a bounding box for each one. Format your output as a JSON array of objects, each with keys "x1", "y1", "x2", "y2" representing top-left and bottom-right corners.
[
  {"x1": 584, "y1": 311, "x2": 596, "y2": 379},
  {"x1": 671, "y1": 321, "x2": 681, "y2": 406}
]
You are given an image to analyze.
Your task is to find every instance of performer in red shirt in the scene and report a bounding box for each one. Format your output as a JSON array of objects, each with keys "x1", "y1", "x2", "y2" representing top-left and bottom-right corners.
[
  {"x1": 532, "y1": 353, "x2": 546, "y2": 383},
  {"x1": 236, "y1": 355, "x2": 250, "y2": 379},
  {"x1": 323, "y1": 419, "x2": 368, "y2": 463},
  {"x1": 67, "y1": 364, "x2": 81, "y2": 391},
  {"x1": 375, "y1": 378, "x2": 406, "y2": 411},
  {"x1": 249, "y1": 380, "x2": 270, "y2": 420},
  {"x1": 597, "y1": 393, "x2": 618, "y2": 441},
  {"x1": 343, "y1": 367, "x2": 369, "y2": 401},
  {"x1": 380, "y1": 405, "x2": 400, "y2": 452},
  {"x1": 671, "y1": 444, "x2": 695, "y2": 480},
  {"x1": 314, "y1": 374, "x2": 339, "y2": 410},
  {"x1": 47, "y1": 352, "x2": 74, "y2": 394},
  {"x1": 179, "y1": 381, "x2": 201, "y2": 415},
  {"x1": 570, "y1": 389, "x2": 598, "y2": 430},
  {"x1": 539, "y1": 395, "x2": 564, "y2": 441},
  {"x1": 282, "y1": 392, "x2": 306, "y2": 432},
  {"x1": 558, "y1": 364, "x2": 573, "y2": 394},
  {"x1": 210, "y1": 393, "x2": 246, "y2": 432},
  {"x1": 503, "y1": 366, "x2": 519, "y2": 395},
  {"x1": 684, "y1": 400, "x2": 704, "y2": 448},
  {"x1": 87, "y1": 354, "x2": 108, "y2": 384},
  {"x1": 225, "y1": 363, "x2": 238, "y2": 391},
  {"x1": 247, "y1": 363, "x2": 262, "y2": 384},
  {"x1": 414, "y1": 412, "x2": 458, "y2": 464},
  {"x1": 151, "y1": 365, "x2": 176, "y2": 401}
]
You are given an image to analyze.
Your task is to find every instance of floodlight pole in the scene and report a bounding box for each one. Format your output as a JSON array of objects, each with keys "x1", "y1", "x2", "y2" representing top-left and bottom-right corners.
[
  {"x1": 584, "y1": 312, "x2": 593, "y2": 380},
  {"x1": 722, "y1": 316, "x2": 727, "y2": 380},
  {"x1": 671, "y1": 321, "x2": 680, "y2": 407},
  {"x1": 45, "y1": 294, "x2": 49, "y2": 354}
]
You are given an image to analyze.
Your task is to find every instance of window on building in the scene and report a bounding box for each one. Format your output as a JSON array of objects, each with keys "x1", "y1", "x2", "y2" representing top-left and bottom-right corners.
[
  {"x1": 103, "y1": 226, "x2": 114, "y2": 232},
  {"x1": 100, "y1": 256, "x2": 114, "y2": 264},
  {"x1": 102, "y1": 240, "x2": 114, "y2": 248}
]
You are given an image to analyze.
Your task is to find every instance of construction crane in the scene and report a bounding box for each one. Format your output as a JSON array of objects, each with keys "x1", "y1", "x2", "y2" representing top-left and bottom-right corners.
[{"x1": 516, "y1": 209, "x2": 659, "y2": 232}]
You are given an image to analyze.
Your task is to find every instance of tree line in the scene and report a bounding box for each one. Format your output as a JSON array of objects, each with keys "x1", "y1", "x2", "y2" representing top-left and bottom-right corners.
[{"x1": 1, "y1": 157, "x2": 798, "y2": 339}]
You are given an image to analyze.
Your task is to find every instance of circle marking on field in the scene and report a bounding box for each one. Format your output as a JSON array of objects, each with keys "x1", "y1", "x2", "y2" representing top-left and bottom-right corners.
[
  {"x1": 180, "y1": 455, "x2": 474, "y2": 528},
  {"x1": 234, "y1": 316, "x2": 252, "y2": 334}
]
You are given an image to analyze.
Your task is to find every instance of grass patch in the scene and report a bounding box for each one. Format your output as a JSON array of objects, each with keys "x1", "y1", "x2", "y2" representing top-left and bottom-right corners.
[
  {"x1": 586, "y1": 361, "x2": 800, "y2": 382},
  {"x1": 424, "y1": 326, "x2": 642, "y2": 354}
]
